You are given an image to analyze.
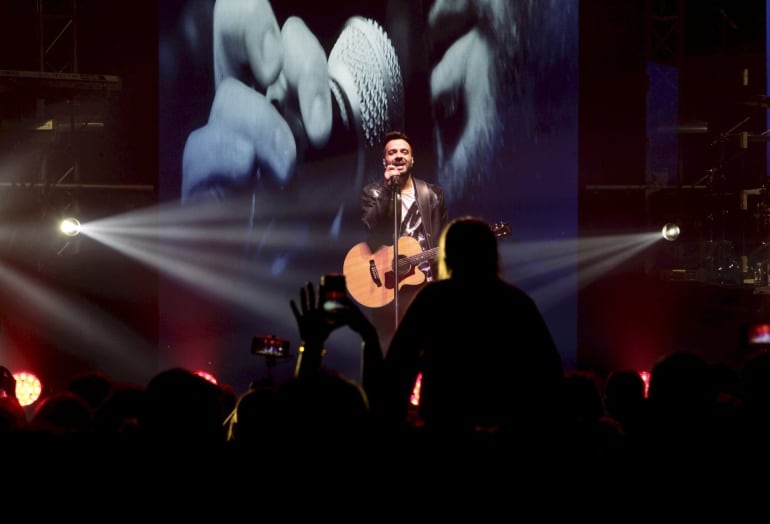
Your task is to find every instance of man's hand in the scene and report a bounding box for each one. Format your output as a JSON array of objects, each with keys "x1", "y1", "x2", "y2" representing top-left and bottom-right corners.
[
  {"x1": 290, "y1": 281, "x2": 335, "y2": 351},
  {"x1": 182, "y1": 0, "x2": 333, "y2": 201}
]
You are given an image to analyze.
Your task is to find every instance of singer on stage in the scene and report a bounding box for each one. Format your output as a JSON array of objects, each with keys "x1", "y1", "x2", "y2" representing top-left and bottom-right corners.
[{"x1": 360, "y1": 130, "x2": 448, "y2": 352}]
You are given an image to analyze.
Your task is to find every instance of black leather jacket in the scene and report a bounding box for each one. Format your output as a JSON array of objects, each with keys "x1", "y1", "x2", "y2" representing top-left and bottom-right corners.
[{"x1": 360, "y1": 176, "x2": 448, "y2": 256}]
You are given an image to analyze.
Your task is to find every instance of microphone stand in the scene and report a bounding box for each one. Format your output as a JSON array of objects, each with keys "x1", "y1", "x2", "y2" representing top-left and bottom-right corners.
[{"x1": 390, "y1": 175, "x2": 401, "y2": 333}]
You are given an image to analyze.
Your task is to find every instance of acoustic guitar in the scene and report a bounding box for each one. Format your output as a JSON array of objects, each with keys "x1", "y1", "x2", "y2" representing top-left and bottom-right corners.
[{"x1": 342, "y1": 221, "x2": 511, "y2": 308}]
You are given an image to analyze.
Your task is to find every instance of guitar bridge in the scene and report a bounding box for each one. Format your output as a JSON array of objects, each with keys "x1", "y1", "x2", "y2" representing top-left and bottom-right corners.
[{"x1": 369, "y1": 260, "x2": 382, "y2": 288}]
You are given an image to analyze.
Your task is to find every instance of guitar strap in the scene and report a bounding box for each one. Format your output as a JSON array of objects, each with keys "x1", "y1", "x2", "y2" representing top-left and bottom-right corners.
[{"x1": 413, "y1": 177, "x2": 434, "y2": 249}]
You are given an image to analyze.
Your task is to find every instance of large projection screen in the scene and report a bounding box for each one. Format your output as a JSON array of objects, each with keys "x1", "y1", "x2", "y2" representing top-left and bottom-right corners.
[{"x1": 159, "y1": 0, "x2": 578, "y2": 394}]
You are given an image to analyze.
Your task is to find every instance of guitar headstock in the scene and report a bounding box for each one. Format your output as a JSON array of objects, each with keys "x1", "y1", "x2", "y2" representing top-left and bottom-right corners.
[{"x1": 491, "y1": 221, "x2": 511, "y2": 239}]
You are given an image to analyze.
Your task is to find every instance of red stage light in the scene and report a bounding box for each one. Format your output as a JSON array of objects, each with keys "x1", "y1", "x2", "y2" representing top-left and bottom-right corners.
[
  {"x1": 195, "y1": 370, "x2": 218, "y2": 385},
  {"x1": 410, "y1": 372, "x2": 422, "y2": 406},
  {"x1": 13, "y1": 371, "x2": 43, "y2": 407},
  {"x1": 638, "y1": 370, "x2": 651, "y2": 398}
]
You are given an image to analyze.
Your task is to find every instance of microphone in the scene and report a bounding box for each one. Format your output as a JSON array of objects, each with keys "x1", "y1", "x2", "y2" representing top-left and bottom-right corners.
[
  {"x1": 384, "y1": 160, "x2": 403, "y2": 189},
  {"x1": 317, "y1": 17, "x2": 405, "y2": 188}
]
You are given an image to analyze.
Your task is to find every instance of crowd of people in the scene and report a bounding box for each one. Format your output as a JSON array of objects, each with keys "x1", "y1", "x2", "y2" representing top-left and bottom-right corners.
[
  {"x1": 2, "y1": 217, "x2": 769, "y2": 509},
  {"x1": 2, "y1": 336, "x2": 769, "y2": 506}
]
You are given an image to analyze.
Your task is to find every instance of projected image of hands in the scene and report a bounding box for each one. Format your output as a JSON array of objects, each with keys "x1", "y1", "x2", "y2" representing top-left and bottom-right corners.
[{"x1": 181, "y1": 0, "x2": 331, "y2": 202}]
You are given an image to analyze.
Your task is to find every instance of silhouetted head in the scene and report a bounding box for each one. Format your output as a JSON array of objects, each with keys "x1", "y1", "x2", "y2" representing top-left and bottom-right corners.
[
  {"x1": 228, "y1": 383, "x2": 281, "y2": 445},
  {"x1": 92, "y1": 381, "x2": 146, "y2": 434},
  {"x1": 31, "y1": 391, "x2": 92, "y2": 433},
  {"x1": 438, "y1": 216, "x2": 499, "y2": 279},
  {"x1": 67, "y1": 371, "x2": 113, "y2": 411},
  {"x1": 604, "y1": 369, "x2": 645, "y2": 414},
  {"x1": 0, "y1": 396, "x2": 26, "y2": 432},
  {"x1": 275, "y1": 370, "x2": 370, "y2": 445},
  {"x1": 140, "y1": 367, "x2": 228, "y2": 444},
  {"x1": 562, "y1": 369, "x2": 606, "y2": 422},
  {"x1": 648, "y1": 352, "x2": 713, "y2": 415},
  {"x1": 604, "y1": 369, "x2": 647, "y2": 432},
  {"x1": 741, "y1": 350, "x2": 770, "y2": 407},
  {"x1": 0, "y1": 365, "x2": 16, "y2": 399}
]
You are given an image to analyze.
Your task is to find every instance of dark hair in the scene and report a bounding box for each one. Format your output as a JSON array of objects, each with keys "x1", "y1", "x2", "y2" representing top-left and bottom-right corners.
[
  {"x1": 382, "y1": 130, "x2": 412, "y2": 153},
  {"x1": 442, "y1": 216, "x2": 499, "y2": 277}
]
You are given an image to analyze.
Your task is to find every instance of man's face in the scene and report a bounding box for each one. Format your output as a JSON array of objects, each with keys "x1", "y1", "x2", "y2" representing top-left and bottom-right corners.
[{"x1": 383, "y1": 138, "x2": 414, "y2": 176}]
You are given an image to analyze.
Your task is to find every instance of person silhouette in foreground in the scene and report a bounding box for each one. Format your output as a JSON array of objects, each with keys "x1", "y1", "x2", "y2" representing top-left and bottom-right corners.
[
  {"x1": 0, "y1": 365, "x2": 25, "y2": 433},
  {"x1": 291, "y1": 217, "x2": 564, "y2": 474},
  {"x1": 291, "y1": 216, "x2": 565, "y2": 468},
  {"x1": 379, "y1": 216, "x2": 565, "y2": 451},
  {"x1": 287, "y1": 279, "x2": 380, "y2": 473},
  {"x1": 604, "y1": 368, "x2": 647, "y2": 438}
]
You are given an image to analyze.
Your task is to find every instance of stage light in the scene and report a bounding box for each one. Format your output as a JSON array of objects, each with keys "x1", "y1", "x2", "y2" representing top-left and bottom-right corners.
[
  {"x1": 409, "y1": 372, "x2": 422, "y2": 406},
  {"x1": 639, "y1": 370, "x2": 651, "y2": 399},
  {"x1": 661, "y1": 223, "x2": 680, "y2": 241},
  {"x1": 195, "y1": 370, "x2": 218, "y2": 385},
  {"x1": 59, "y1": 217, "x2": 82, "y2": 237},
  {"x1": 13, "y1": 371, "x2": 43, "y2": 407}
]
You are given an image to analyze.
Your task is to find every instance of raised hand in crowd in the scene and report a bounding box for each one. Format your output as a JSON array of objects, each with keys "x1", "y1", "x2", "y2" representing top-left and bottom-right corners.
[{"x1": 290, "y1": 277, "x2": 383, "y2": 385}]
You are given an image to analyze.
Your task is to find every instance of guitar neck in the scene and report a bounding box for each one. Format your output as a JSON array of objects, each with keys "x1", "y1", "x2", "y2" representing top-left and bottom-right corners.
[
  {"x1": 397, "y1": 222, "x2": 509, "y2": 270},
  {"x1": 405, "y1": 246, "x2": 438, "y2": 266}
]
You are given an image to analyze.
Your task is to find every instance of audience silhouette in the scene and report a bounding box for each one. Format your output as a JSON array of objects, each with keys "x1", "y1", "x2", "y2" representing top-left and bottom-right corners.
[
  {"x1": 225, "y1": 379, "x2": 281, "y2": 454},
  {"x1": 561, "y1": 369, "x2": 625, "y2": 467},
  {"x1": 139, "y1": 367, "x2": 230, "y2": 450},
  {"x1": 66, "y1": 370, "x2": 114, "y2": 413},
  {"x1": 377, "y1": 216, "x2": 565, "y2": 452},
  {"x1": 604, "y1": 368, "x2": 647, "y2": 442},
  {"x1": 738, "y1": 349, "x2": 770, "y2": 467},
  {"x1": 1, "y1": 225, "x2": 768, "y2": 501},
  {"x1": 0, "y1": 365, "x2": 24, "y2": 433}
]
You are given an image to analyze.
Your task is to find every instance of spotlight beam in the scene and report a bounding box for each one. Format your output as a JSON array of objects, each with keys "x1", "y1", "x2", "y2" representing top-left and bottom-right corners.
[
  {"x1": 0, "y1": 260, "x2": 157, "y2": 378},
  {"x1": 77, "y1": 197, "x2": 365, "y2": 321},
  {"x1": 83, "y1": 229, "x2": 315, "y2": 322},
  {"x1": 86, "y1": 190, "x2": 343, "y2": 230},
  {"x1": 75, "y1": 196, "x2": 670, "y2": 347},
  {"x1": 83, "y1": 200, "x2": 362, "y2": 253},
  {"x1": 501, "y1": 231, "x2": 664, "y2": 311}
]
